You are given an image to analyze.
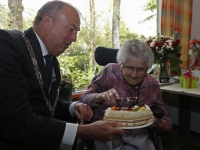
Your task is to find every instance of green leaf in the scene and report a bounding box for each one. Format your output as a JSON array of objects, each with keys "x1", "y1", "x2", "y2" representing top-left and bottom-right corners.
[
  {"x1": 174, "y1": 45, "x2": 182, "y2": 52},
  {"x1": 167, "y1": 53, "x2": 177, "y2": 59}
]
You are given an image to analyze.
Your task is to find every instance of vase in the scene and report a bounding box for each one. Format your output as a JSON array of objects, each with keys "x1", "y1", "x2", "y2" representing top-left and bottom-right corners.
[
  {"x1": 151, "y1": 64, "x2": 160, "y2": 83},
  {"x1": 59, "y1": 88, "x2": 72, "y2": 101},
  {"x1": 159, "y1": 61, "x2": 170, "y2": 83}
]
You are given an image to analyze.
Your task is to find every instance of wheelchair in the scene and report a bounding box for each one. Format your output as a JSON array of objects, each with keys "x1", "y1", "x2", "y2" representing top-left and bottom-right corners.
[{"x1": 73, "y1": 46, "x2": 167, "y2": 150}]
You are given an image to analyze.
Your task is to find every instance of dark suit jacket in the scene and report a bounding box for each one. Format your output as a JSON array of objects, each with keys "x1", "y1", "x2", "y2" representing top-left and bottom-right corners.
[{"x1": 0, "y1": 28, "x2": 76, "y2": 150}]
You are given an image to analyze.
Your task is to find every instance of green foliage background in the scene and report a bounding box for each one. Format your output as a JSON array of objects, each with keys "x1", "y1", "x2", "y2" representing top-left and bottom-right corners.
[{"x1": 0, "y1": 0, "x2": 156, "y2": 90}]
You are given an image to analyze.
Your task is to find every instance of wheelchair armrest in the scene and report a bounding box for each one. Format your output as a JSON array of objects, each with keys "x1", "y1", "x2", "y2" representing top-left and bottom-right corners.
[{"x1": 148, "y1": 128, "x2": 167, "y2": 150}]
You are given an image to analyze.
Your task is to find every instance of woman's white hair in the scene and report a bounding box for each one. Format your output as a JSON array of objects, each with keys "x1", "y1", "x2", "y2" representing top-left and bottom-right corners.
[{"x1": 116, "y1": 39, "x2": 154, "y2": 69}]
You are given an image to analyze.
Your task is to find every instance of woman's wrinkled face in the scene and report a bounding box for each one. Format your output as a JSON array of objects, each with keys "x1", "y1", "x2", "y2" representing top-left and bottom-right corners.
[
  {"x1": 120, "y1": 55, "x2": 147, "y2": 86},
  {"x1": 44, "y1": 5, "x2": 80, "y2": 56}
]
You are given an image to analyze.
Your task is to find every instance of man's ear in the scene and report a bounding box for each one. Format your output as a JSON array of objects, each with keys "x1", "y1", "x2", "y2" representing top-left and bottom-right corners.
[{"x1": 41, "y1": 14, "x2": 52, "y2": 31}]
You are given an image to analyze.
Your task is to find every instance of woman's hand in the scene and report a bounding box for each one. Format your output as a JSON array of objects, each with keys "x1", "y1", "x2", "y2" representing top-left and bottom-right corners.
[{"x1": 95, "y1": 88, "x2": 120, "y2": 106}]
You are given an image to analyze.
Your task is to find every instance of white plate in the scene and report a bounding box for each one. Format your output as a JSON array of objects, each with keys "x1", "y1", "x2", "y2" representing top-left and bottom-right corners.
[{"x1": 119, "y1": 122, "x2": 153, "y2": 129}]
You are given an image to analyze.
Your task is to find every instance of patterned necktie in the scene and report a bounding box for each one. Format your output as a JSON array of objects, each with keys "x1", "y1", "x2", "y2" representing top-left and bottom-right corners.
[{"x1": 44, "y1": 55, "x2": 53, "y2": 91}]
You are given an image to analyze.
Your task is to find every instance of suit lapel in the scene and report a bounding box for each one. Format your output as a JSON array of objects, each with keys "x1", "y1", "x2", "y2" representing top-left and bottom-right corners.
[
  {"x1": 24, "y1": 28, "x2": 49, "y2": 93},
  {"x1": 24, "y1": 28, "x2": 61, "y2": 101}
]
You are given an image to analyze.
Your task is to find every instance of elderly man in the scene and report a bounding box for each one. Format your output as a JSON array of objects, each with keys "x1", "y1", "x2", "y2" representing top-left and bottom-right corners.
[{"x1": 0, "y1": 1, "x2": 129, "y2": 149}]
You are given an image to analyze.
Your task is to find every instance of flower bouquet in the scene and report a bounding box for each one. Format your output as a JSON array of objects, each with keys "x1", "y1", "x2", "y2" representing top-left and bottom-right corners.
[
  {"x1": 146, "y1": 32, "x2": 183, "y2": 76},
  {"x1": 188, "y1": 38, "x2": 200, "y2": 68}
]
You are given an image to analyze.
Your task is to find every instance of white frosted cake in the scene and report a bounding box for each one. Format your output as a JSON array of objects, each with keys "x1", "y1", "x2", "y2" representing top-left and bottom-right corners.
[{"x1": 103, "y1": 104, "x2": 154, "y2": 127}]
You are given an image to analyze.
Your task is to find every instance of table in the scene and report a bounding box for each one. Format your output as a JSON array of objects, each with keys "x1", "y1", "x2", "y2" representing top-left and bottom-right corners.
[
  {"x1": 160, "y1": 84, "x2": 200, "y2": 135},
  {"x1": 160, "y1": 83, "x2": 200, "y2": 97}
]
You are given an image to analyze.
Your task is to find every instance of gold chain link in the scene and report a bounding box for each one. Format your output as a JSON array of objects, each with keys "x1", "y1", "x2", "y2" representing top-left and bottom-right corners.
[{"x1": 22, "y1": 32, "x2": 59, "y2": 118}]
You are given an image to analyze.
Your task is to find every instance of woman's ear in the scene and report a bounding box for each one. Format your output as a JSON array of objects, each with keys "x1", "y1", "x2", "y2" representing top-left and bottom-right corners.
[{"x1": 119, "y1": 63, "x2": 123, "y2": 72}]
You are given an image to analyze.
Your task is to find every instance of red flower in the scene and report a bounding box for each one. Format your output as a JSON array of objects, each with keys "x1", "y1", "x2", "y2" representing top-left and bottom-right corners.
[
  {"x1": 61, "y1": 78, "x2": 67, "y2": 82},
  {"x1": 173, "y1": 39, "x2": 180, "y2": 46},
  {"x1": 190, "y1": 39, "x2": 199, "y2": 44},
  {"x1": 176, "y1": 53, "x2": 181, "y2": 58},
  {"x1": 155, "y1": 42, "x2": 163, "y2": 48}
]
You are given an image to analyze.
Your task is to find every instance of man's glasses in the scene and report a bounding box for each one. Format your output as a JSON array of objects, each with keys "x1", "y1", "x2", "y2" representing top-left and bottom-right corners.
[{"x1": 123, "y1": 64, "x2": 146, "y2": 74}]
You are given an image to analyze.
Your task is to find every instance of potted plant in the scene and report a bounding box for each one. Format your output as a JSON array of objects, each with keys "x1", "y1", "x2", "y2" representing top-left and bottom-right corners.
[{"x1": 59, "y1": 73, "x2": 74, "y2": 101}]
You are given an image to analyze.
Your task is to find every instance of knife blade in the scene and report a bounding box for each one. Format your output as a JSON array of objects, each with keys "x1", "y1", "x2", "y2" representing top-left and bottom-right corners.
[{"x1": 116, "y1": 97, "x2": 138, "y2": 102}]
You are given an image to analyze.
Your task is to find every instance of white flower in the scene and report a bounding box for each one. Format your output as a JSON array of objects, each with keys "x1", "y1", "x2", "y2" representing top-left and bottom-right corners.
[
  {"x1": 154, "y1": 37, "x2": 158, "y2": 40},
  {"x1": 196, "y1": 43, "x2": 200, "y2": 49},
  {"x1": 188, "y1": 49, "x2": 195, "y2": 56},
  {"x1": 160, "y1": 35, "x2": 164, "y2": 38},
  {"x1": 166, "y1": 39, "x2": 172, "y2": 43},
  {"x1": 159, "y1": 49, "x2": 163, "y2": 54},
  {"x1": 163, "y1": 45, "x2": 167, "y2": 49},
  {"x1": 150, "y1": 41, "x2": 155, "y2": 47},
  {"x1": 166, "y1": 45, "x2": 170, "y2": 49}
]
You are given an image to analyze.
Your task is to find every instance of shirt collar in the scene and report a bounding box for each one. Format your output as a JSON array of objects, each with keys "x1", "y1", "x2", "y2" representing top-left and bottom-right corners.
[{"x1": 33, "y1": 29, "x2": 49, "y2": 57}]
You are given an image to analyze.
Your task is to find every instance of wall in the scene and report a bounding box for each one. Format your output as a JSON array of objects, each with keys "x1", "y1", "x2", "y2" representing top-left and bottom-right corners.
[{"x1": 190, "y1": 0, "x2": 200, "y2": 39}]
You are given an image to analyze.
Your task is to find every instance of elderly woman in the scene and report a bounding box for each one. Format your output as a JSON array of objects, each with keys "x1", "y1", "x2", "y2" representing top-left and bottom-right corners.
[{"x1": 79, "y1": 39, "x2": 172, "y2": 150}]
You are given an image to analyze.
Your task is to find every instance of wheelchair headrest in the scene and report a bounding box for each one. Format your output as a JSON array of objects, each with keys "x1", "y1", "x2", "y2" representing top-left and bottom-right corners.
[{"x1": 94, "y1": 46, "x2": 119, "y2": 66}]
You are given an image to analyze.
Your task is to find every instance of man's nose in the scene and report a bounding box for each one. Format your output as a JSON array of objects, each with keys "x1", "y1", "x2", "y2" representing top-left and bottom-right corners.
[{"x1": 70, "y1": 32, "x2": 77, "y2": 42}]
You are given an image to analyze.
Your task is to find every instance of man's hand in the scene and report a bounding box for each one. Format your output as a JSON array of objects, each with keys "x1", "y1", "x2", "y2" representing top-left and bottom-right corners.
[
  {"x1": 76, "y1": 120, "x2": 132, "y2": 142},
  {"x1": 74, "y1": 102, "x2": 93, "y2": 122}
]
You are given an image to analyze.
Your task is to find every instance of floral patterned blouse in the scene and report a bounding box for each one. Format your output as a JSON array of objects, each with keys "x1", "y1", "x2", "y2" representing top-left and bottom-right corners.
[{"x1": 78, "y1": 63, "x2": 172, "y2": 132}]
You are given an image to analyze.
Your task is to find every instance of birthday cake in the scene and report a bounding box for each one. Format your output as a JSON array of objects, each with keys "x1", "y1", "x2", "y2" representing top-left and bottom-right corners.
[{"x1": 103, "y1": 104, "x2": 154, "y2": 127}]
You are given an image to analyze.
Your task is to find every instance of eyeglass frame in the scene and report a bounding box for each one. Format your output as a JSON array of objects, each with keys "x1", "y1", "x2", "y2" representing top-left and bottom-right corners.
[{"x1": 122, "y1": 63, "x2": 147, "y2": 75}]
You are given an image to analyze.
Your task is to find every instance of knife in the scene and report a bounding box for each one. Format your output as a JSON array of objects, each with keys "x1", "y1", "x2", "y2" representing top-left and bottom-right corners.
[{"x1": 116, "y1": 97, "x2": 138, "y2": 102}]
